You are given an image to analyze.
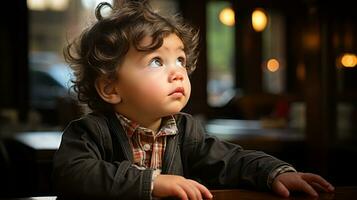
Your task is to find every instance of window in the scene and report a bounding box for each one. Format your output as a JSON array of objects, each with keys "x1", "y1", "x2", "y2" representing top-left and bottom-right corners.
[
  {"x1": 206, "y1": 1, "x2": 236, "y2": 107},
  {"x1": 28, "y1": 0, "x2": 113, "y2": 124},
  {"x1": 261, "y1": 10, "x2": 286, "y2": 94}
]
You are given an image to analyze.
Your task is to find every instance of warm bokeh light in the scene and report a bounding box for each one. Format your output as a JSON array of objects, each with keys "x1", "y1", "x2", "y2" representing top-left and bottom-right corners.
[
  {"x1": 27, "y1": 0, "x2": 69, "y2": 11},
  {"x1": 252, "y1": 8, "x2": 268, "y2": 32},
  {"x1": 303, "y1": 32, "x2": 320, "y2": 50},
  {"x1": 341, "y1": 53, "x2": 357, "y2": 68},
  {"x1": 266, "y1": 58, "x2": 280, "y2": 72},
  {"x1": 48, "y1": 0, "x2": 69, "y2": 11},
  {"x1": 219, "y1": 7, "x2": 235, "y2": 27},
  {"x1": 27, "y1": 0, "x2": 46, "y2": 10}
]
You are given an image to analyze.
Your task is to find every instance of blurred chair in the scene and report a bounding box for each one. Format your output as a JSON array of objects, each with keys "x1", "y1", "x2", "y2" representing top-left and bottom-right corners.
[
  {"x1": 230, "y1": 93, "x2": 298, "y2": 120},
  {"x1": 0, "y1": 139, "x2": 14, "y2": 196}
]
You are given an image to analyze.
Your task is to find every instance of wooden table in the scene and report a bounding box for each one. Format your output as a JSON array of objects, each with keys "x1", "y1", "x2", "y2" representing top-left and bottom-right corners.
[
  {"x1": 1, "y1": 187, "x2": 355, "y2": 200},
  {"x1": 6, "y1": 131, "x2": 62, "y2": 195},
  {"x1": 211, "y1": 186, "x2": 356, "y2": 200},
  {"x1": 13, "y1": 131, "x2": 62, "y2": 161}
]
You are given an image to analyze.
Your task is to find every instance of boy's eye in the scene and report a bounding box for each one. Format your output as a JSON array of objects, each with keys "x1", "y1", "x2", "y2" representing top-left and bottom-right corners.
[
  {"x1": 176, "y1": 57, "x2": 186, "y2": 68},
  {"x1": 148, "y1": 58, "x2": 163, "y2": 68}
]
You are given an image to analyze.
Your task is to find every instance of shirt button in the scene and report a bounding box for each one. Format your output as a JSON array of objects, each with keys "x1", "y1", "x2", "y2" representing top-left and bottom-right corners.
[{"x1": 143, "y1": 144, "x2": 151, "y2": 151}]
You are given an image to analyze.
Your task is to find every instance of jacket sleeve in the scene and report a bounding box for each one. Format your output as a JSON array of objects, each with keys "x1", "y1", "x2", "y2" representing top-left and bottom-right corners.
[
  {"x1": 52, "y1": 115, "x2": 153, "y2": 200},
  {"x1": 180, "y1": 114, "x2": 292, "y2": 191}
]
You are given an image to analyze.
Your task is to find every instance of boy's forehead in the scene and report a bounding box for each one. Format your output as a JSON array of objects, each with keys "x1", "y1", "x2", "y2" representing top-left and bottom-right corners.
[
  {"x1": 138, "y1": 34, "x2": 184, "y2": 50},
  {"x1": 125, "y1": 34, "x2": 185, "y2": 61}
]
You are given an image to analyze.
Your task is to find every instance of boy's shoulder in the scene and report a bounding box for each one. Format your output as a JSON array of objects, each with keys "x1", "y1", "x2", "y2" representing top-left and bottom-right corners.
[
  {"x1": 68, "y1": 111, "x2": 199, "y2": 131},
  {"x1": 174, "y1": 112, "x2": 193, "y2": 124},
  {"x1": 174, "y1": 112, "x2": 204, "y2": 130},
  {"x1": 63, "y1": 112, "x2": 117, "y2": 142},
  {"x1": 66, "y1": 111, "x2": 114, "y2": 132},
  {"x1": 71, "y1": 111, "x2": 109, "y2": 124}
]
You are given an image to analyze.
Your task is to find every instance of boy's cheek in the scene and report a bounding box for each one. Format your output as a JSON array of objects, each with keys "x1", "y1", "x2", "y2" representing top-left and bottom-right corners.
[
  {"x1": 138, "y1": 82, "x2": 166, "y2": 96},
  {"x1": 185, "y1": 81, "x2": 191, "y2": 97}
]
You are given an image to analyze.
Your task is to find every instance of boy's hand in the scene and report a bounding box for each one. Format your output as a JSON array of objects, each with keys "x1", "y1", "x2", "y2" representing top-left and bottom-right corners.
[
  {"x1": 272, "y1": 172, "x2": 335, "y2": 197},
  {"x1": 152, "y1": 174, "x2": 213, "y2": 200}
]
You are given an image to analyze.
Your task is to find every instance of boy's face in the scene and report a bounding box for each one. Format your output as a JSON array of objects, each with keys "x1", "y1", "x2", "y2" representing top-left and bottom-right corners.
[{"x1": 114, "y1": 33, "x2": 191, "y2": 119}]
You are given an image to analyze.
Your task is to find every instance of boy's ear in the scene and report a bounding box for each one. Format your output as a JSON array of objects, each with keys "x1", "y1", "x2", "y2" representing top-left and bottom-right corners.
[{"x1": 95, "y1": 76, "x2": 122, "y2": 104}]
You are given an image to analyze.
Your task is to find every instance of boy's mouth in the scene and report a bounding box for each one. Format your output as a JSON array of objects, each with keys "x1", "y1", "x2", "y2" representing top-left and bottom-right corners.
[{"x1": 169, "y1": 87, "x2": 185, "y2": 96}]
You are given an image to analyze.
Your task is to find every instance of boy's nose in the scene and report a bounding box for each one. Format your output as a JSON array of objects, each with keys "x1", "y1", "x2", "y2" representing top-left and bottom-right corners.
[{"x1": 168, "y1": 69, "x2": 184, "y2": 82}]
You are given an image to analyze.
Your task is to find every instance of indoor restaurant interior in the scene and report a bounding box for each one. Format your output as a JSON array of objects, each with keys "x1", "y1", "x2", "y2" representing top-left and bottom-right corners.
[{"x1": 0, "y1": 0, "x2": 356, "y2": 198}]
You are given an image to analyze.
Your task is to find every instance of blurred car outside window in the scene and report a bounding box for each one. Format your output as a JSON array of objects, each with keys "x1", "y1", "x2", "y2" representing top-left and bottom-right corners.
[{"x1": 29, "y1": 51, "x2": 75, "y2": 125}]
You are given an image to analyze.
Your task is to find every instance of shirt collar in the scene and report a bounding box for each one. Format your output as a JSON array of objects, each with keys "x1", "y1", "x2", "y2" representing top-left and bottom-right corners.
[{"x1": 116, "y1": 113, "x2": 178, "y2": 137}]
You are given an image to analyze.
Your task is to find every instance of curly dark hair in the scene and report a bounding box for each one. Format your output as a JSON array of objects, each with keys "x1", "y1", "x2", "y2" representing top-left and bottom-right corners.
[{"x1": 64, "y1": 0, "x2": 199, "y2": 112}]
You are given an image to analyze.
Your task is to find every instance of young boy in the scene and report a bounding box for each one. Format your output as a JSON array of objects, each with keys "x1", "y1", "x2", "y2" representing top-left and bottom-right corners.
[{"x1": 53, "y1": 1, "x2": 334, "y2": 200}]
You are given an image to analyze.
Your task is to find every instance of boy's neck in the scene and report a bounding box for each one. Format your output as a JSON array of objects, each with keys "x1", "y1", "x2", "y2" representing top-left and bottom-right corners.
[
  {"x1": 119, "y1": 112, "x2": 162, "y2": 133},
  {"x1": 140, "y1": 117, "x2": 162, "y2": 133}
]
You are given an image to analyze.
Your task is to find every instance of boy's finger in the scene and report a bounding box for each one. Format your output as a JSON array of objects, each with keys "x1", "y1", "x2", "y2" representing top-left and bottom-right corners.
[
  {"x1": 310, "y1": 182, "x2": 329, "y2": 192},
  {"x1": 178, "y1": 181, "x2": 200, "y2": 200},
  {"x1": 188, "y1": 181, "x2": 204, "y2": 200},
  {"x1": 301, "y1": 173, "x2": 335, "y2": 192},
  {"x1": 299, "y1": 180, "x2": 318, "y2": 197},
  {"x1": 272, "y1": 180, "x2": 290, "y2": 198},
  {"x1": 188, "y1": 179, "x2": 213, "y2": 199},
  {"x1": 172, "y1": 185, "x2": 188, "y2": 200},
  {"x1": 311, "y1": 181, "x2": 335, "y2": 192}
]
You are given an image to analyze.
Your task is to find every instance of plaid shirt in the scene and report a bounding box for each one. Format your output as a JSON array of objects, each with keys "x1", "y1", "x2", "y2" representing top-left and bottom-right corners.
[
  {"x1": 117, "y1": 113, "x2": 296, "y2": 188},
  {"x1": 117, "y1": 114, "x2": 178, "y2": 169}
]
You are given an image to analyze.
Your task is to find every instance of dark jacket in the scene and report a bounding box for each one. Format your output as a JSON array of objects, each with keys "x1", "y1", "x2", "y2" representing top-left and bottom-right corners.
[{"x1": 53, "y1": 112, "x2": 290, "y2": 200}]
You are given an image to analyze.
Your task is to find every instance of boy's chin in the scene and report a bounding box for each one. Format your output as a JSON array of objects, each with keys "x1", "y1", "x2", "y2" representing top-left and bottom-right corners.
[
  {"x1": 163, "y1": 111, "x2": 182, "y2": 116},
  {"x1": 156, "y1": 103, "x2": 187, "y2": 117},
  {"x1": 162, "y1": 108, "x2": 185, "y2": 116}
]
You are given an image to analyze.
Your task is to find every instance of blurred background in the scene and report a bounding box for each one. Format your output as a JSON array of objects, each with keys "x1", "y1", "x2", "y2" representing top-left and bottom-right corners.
[{"x1": 1, "y1": 0, "x2": 356, "y2": 197}]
